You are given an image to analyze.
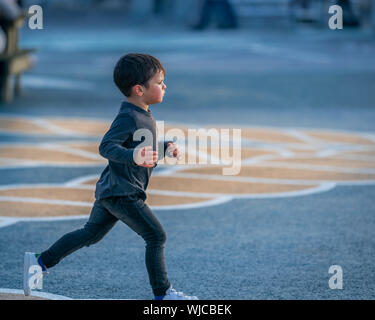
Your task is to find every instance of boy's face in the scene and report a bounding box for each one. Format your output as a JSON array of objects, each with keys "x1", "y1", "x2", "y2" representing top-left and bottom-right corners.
[{"x1": 142, "y1": 71, "x2": 166, "y2": 105}]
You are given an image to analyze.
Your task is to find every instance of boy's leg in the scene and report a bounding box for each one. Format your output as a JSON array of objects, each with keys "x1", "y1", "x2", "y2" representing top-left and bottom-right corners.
[
  {"x1": 39, "y1": 200, "x2": 118, "y2": 269},
  {"x1": 101, "y1": 197, "x2": 171, "y2": 297}
]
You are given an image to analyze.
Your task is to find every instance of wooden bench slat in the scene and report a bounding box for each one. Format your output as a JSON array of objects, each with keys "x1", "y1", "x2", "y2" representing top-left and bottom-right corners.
[
  {"x1": 0, "y1": 49, "x2": 36, "y2": 61},
  {"x1": 9, "y1": 53, "x2": 33, "y2": 74}
]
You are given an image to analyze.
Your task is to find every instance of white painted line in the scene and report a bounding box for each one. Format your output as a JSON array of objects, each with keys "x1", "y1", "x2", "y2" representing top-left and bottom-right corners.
[
  {"x1": 334, "y1": 180, "x2": 375, "y2": 186},
  {"x1": 64, "y1": 174, "x2": 99, "y2": 187},
  {"x1": 231, "y1": 182, "x2": 337, "y2": 199},
  {"x1": 30, "y1": 118, "x2": 78, "y2": 136},
  {"x1": 149, "y1": 182, "x2": 335, "y2": 199},
  {"x1": 301, "y1": 128, "x2": 375, "y2": 144},
  {"x1": 283, "y1": 129, "x2": 324, "y2": 144},
  {"x1": 242, "y1": 154, "x2": 288, "y2": 165},
  {"x1": 0, "y1": 141, "x2": 95, "y2": 147},
  {"x1": 152, "y1": 196, "x2": 233, "y2": 210},
  {"x1": 0, "y1": 217, "x2": 18, "y2": 228},
  {"x1": 336, "y1": 154, "x2": 375, "y2": 162},
  {"x1": 356, "y1": 133, "x2": 375, "y2": 143},
  {"x1": 23, "y1": 75, "x2": 95, "y2": 91},
  {"x1": 0, "y1": 287, "x2": 135, "y2": 300},
  {"x1": 0, "y1": 196, "x2": 92, "y2": 207},
  {"x1": 0, "y1": 183, "x2": 88, "y2": 191},
  {"x1": 40, "y1": 143, "x2": 103, "y2": 161},
  {"x1": 251, "y1": 161, "x2": 375, "y2": 174},
  {"x1": 0, "y1": 288, "x2": 73, "y2": 300},
  {"x1": 0, "y1": 142, "x2": 104, "y2": 166},
  {"x1": 147, "y1": 189, "x2": 219, "y2": 198},
  {"x1": 0, "y1": 215, "x2": 89, "y2": 222},
  {"x1": 153, "y1": 166, "x2": 184, "y2": 176},
  {"x1": 0, "y1": 114, "x2": 108, "y2": 138},
  {"x1": 315, "y1": 149, "x2": 343, "y2": 158},
  {"x1": 168, "y1": 172, "x2": 319, "y2": 185},
  {"x1": 0, "y1": 162, "x2": 105, "y2": 169}
]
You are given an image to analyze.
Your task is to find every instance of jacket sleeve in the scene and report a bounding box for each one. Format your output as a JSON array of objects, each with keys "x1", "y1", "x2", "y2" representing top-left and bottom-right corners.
[{"x1": 99, "y1": 114, "x2": 136, "y2": 164}]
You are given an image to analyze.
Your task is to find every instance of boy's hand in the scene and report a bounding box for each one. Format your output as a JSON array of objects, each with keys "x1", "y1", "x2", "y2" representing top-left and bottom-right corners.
[
  {"x1": 166, "y1": 142, "x2": 182, "y2": 160},
  {"x1": 134, "y1": 146, "x2": 157, "y2": 168}
]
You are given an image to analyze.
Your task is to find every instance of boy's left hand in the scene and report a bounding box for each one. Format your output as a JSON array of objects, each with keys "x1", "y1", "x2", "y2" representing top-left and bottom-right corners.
[{"x1": 166, "y1": 142, "x2": 182, "y2": 160}]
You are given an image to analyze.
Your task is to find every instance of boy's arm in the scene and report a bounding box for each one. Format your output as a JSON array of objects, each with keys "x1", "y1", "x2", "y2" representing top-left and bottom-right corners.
[{"x1": 99, "y1": 115, "x2": 136, "y2": 164}]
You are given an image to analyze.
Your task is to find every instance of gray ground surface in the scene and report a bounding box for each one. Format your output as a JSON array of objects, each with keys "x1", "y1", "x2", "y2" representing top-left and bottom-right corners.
[
  {"x1": 0, "y1": 9, "x2": 374, "y2": 299},
  {"x1": 1, "y1": 186, "x2": 375, "y2": 299}
]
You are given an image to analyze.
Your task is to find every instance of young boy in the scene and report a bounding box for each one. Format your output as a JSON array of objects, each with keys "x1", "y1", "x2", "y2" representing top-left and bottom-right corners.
[{"x1": 23, "y1": 53, "x2": 198, "y2": 300}]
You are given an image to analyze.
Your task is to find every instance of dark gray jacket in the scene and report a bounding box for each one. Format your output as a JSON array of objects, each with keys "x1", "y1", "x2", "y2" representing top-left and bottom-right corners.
[{"x1": 95, "y1": 101, "x2": 170, "y2": 201}]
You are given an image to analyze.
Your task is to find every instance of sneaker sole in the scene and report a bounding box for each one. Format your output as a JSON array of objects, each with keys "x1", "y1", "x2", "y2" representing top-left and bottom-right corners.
[{"x1": 23, "y1": 252, "x2": 33, "y2": 296}]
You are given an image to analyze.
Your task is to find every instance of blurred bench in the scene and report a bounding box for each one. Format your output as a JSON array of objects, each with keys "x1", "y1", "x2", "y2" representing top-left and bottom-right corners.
[{"x1": 0, "y1": 15, "x2": 35, "y2": 103}]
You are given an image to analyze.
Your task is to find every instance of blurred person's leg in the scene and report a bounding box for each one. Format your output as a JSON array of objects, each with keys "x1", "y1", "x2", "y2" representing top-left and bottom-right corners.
[
  {"x1": 153, "y1": 0, "x2": 165, "y2": 15},
  {"x1": 191, "y1": 0, "x2": 212, "y2": 30},
  {"x1": 152, "y1": 0, "x2": 174, "y2": 20},
  {"x1": 215, "y1": 0, "x2": 238, "y2": 29},
  {"x1": 0, "y1": 28, "x2": 5, "y2": 53},
  {"x1": 337, "y1": 0, "x2": 360, "y2": 26}
]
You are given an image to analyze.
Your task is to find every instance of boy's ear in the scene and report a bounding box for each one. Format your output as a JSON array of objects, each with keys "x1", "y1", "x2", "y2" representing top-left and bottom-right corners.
[{"x1": 132, "y1": 84, "x2": 144, "y2": 96}]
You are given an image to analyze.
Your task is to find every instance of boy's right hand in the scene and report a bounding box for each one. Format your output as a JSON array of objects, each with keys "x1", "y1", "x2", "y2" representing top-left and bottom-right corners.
[{"x1": 134, "y1": 146, "x2": 158, "y2": 168}]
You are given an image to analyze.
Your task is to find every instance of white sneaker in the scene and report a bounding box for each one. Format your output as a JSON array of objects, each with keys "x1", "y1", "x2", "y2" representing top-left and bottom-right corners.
[
  {"x1": 157, "y1": 286, "x2": 198, "y2": 300},
  {"x1": 23, "y1": 252, "x2": 44, "y2": 296}
]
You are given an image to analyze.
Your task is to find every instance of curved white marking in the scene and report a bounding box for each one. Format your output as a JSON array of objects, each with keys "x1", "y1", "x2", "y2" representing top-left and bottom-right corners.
[
  {"x1": 23, "y1": 75, "x2": 95, "y2": 91},
  {"x1": 2, "y1": 215, "x2": 89, "y2": 222},
  {"x1": 0, "y1": 180, "x2": 338, "y2": 224},
  {"x1": 242, "y1": 154, "x2": 290, "y2": 165},
  {"x1": 0, "y1": 117, "x2": 374, "y2": 223},
  {"x1": 250, "y1": 162, "x2": 375, "y2": 174},
  {"x1": 64, "y1": 174, "x2": 100, "y2": 186},
  {"x1": 30, "y1": 119, "x2": 78, "y2": 136},
  {"x1": 152, "y1": 196, "x2": 233, "y2": 210},
  {"x1": 152, "y1": 182, "x2": 337, "y2": 199},
  {"x1": 0, "y1": 288, "x2": 134, "y2": 300},
  {"x1": 283, "y1": 129, "x2": 324, "y2": 144},
  {"x1": 0, "y1": 196, "x2": 92, "y2": 207},
  {"x1": 0, "y1": 217, "x2": 18, "y2": 228},
  {"x1": 167, "y1": 172, "x2": 320, "y2": 185},
  {"x1": 147, "y1": 189, "x2": 218, "y2": 198},
  {"x1": 0, "y1": 162, "x2": 105, "y2": 169},
  {"x1": 337, "y1": 154, "x2": 375, "y2": 162},
  {"x1": 39, "y1": 143, "x2": 103, "y2": 161},
  {"x1": 0, "y1": 288, "x2": 73, "y2": 300}
]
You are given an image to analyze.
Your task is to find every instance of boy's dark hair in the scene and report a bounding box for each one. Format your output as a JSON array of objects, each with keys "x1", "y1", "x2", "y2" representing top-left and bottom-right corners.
[{"x1": 113, "y1": 53, "x2": 165, "y2": 97}]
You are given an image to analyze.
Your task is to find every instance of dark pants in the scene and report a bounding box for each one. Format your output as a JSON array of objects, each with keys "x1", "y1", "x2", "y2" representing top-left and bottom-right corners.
[{"x1": 40, "y1": 197, "x2": 171, "y2": 296}]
